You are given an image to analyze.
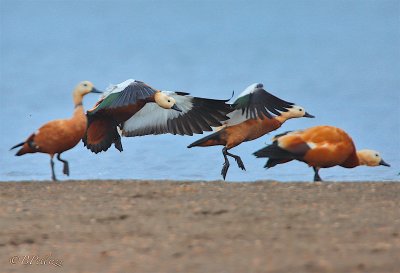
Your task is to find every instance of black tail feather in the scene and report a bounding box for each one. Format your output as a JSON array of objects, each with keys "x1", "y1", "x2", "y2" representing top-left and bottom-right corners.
[
  {"x1": 253, "y1": 142, "x2": 297, "y2": 169},
  {"x1": 253, "y1": 143, "x2": 293, "y2": 159},
  {"x1": 187, "y1": 130, "x2": 222, "y2": 148},
  {"x1": 265, "y1": 158, "x2": 290, "y2": 168},
  {"x1": 10, "y1": 142, "x2": 24, "y2": 151},
  {"x1": 272, "y1": 130, "x2": 293, "y2": 140}
]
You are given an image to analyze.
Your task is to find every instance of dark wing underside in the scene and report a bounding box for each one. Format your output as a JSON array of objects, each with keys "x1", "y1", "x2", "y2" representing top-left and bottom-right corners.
[
  {"x1": 122, "y1": 94, "x2": 233, "y2": 137},
  {"x1": 164, "y1": 97, "x2": 232, "y2": 136}
]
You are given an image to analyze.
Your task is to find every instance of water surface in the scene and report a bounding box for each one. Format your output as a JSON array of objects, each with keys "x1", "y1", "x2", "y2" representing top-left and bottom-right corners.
[{"x1": 1, "y1": 0, "x2": 399, "y2": 181}]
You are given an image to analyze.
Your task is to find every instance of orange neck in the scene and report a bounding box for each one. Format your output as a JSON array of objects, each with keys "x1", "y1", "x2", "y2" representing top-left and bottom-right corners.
[
  {"x1": 71, "y1": 104, "x2": 85, "y2": 120},
  {"x1": 274, "y1": 115, "x2": 289, "y2": 124},
  {"x1": 72, "y1": 91, "x2": 86, "y2": 120},
  {"x1": 73, "y1": 92, "x2": 84, "y2": 107},
  {"x1": 356, "y1": 151, "x2": 373, "y2": 166}
]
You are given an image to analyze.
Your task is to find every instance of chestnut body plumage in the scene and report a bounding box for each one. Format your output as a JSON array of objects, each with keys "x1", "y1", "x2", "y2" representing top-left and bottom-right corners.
[
  {"x1": 254, "y1": 125, "x2": 390, "y2": 181},
  {"x1": 188, "y1": 83, "x2": 314, "y2": 180},
  {"x1": 83, "y1": 79, "x2": 233, "y2": 153},
  {"x1": 11, "y1": 81, "x2": 102, "y2": 181}
]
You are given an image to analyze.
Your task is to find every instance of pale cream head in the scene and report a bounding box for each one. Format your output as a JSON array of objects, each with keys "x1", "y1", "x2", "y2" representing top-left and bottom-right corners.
[
  {"x1": 154, "y1": 92, "x2": 177, "y2": 109},
  {"x1": 74, "y1": 81, "x2": 96, "y2": 96},
  {"x1": 357, "y1": 149, "x2": 390, "y2": 167},
  {"x1": 279, "y1": 105, "x2": 315, "y2": 120},
  {"x1": 72, "y1": 81, "x2": 102, "y2": 106}
]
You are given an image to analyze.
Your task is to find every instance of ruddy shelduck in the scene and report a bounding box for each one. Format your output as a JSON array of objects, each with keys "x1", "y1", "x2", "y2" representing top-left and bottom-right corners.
[
  {"x1": 253, "y1": 125, "x2": 390, "y2": 181},
  {"x1": 83, "y1": 79, "x2": 233, "y2": 153},
  {"x1": 11, "y1": 81, "x2": 102, "y2": 181},
  {"x1": 188, "y1": 83, "x2": 314, "y2": 179}
]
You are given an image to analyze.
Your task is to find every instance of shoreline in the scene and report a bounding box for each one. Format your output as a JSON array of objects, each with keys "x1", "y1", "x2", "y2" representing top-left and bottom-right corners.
[
  {"x1": 0, "y1": 179, "x2": 399, "y2": 183},
  {"x1": 1, "y1": 180, "x2": 399, "y2": 273}
]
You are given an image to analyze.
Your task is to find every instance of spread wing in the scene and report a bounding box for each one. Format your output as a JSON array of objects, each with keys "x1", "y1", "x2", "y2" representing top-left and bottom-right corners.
[
  {"x1": 122, "y1": 92, "x2": 232, "y2": 136},
  {"x1": 87, "y1": 79, "x2": 157, "y2": 116},
  {"x1": 232, "y1": 83, "x2": 294, "y2": 120},
  {"x1": 83, "y1": 79, "x2": 158, "y2": 154}
]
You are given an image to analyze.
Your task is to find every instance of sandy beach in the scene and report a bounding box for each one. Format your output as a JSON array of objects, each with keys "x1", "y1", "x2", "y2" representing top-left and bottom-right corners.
[{"x1": 0, "y1": 180, "x2": 399, "y2": 273}]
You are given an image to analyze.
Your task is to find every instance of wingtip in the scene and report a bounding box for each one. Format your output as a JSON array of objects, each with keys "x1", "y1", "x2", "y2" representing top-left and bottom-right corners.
[
  {"x1": 213, "y1": 90, "x2": 235, "y2": 103},
  {"x1": 229, "y1": 90, "x2": 235, "y2": 101},
  {"x1": 114, "y1": 141, "x2": 123, "y2": 152},
  {"x1": 253, "y1": 149, "x2": 263, "y2": 157}
]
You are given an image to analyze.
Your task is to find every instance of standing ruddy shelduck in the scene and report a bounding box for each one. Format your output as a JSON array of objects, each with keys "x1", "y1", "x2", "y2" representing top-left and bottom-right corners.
[
  {"x1": 253, "y1": 125, "x2": 390, "y2": 181},
  {"x1": 10, "y1": 81, "x2": 102, "y2": 181},
  {"x1": 83, "y1": 79, "x2": 233, "y2": 153},
  {"x1": 188, "y1": 83, "x2": 314, "y2": 179}
]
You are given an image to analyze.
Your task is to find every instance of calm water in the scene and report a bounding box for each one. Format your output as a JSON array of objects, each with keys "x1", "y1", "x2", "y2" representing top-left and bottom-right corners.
[{"x1": 1, "y1": 0, "x2": 399, "y2": 182}]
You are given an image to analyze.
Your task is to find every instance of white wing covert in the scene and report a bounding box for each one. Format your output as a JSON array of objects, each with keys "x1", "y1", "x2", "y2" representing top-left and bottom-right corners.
[{"x1": 122, "y1": 92, "x2": 232, "y2": 137}]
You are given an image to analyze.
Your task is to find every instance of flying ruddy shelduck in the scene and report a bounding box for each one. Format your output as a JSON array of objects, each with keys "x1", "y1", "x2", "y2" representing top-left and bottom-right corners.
[
  {"x1": 10, "y1": 81, "x2": 102, "y2": 181},
  {"x1": 253, "y1": 125, "x2": 390, "y2": 181},
  {"x1": 188, "y1": 83, "x2": 314, "y2": 180},
  {"x1": 83, "y1": 79, "x2": 233, "y2": 153}
]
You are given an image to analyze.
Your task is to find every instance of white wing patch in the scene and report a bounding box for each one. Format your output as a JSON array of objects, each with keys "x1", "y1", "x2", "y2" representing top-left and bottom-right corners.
[
  {"x1": 307, "y1": 141, "x2": 337, "y2": 152},
  {"x1": 221, "y1": 109, "x2": 248, "y2": 127},
  {"x1": 220, "y1": 82, "x2": 263, "y2": 126},
  {"x1": 121, "y1": 92, "x2": 193, "y2": 136},
  {"x1": 103, "y1": 79, "x2": 136, "y2": 97},
  {"x1": 237, "y1": 83, "x2": 262, "y2": 98},
  {"x1": 122, "y1": 103, "x2": 173, "y2": 135},
  {"x1": 307, "y1": 142, "x2": 317, "y2": 149}
]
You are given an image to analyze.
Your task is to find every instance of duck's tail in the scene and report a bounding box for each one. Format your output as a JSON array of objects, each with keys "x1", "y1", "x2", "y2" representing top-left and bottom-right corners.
[
  {"x1": 187, "y1": 129, "x2": 226, "y2": 148},
  {"x1": 10, "y1": 134, "x2": 37, "y2": 156},
  {"x1": 83, "y1": 116, "x2": 123, "y2": 154},
  {"x1": 10, "y1": 142, "x2": 26, "y2": 156},
  {"x1": 253, "y1": 142, "x2": 294, "y2": 168},
  {"x1": 10, "y1": 142, "x2": 24, "y2": 151}
]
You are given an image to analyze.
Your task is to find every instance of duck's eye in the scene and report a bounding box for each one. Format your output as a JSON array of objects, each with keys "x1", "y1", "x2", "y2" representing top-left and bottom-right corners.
[
  {"x1": 299, "y1": 109, "x2": 303, "y2": 111},
  {"x1": 375, "y1": 154, "x2": 379, "y2": 157},
  {"x1": 83, "y1": 83, "x2": 88, "y2": 87},
  {"x1": 168, "y1": 100, "x2": 171, "y2": 103}
]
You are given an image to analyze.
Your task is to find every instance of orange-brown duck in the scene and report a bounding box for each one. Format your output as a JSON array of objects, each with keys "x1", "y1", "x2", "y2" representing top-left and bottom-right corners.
[
  {"x1": 188, "y1": 83, "x2": 314, "y2": 179},
  {"x1": 254, "y1": 125, "x2": 390, "y2": 181},
  {"x1": 83, "y1": 79, "x2": 234, "y2": 153},
  {"x1": 11, "y1": 81, "x2": 102, "y2": 181}
]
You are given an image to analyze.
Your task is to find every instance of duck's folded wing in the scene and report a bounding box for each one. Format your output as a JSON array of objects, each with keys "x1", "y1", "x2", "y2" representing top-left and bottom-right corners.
[
  {"x1": 88, "y1": 79, "x2": 157, "y2": 115},
  {"x1": 233, "y1": 84, "x2": 294, "y2": 120},
  {"x1": 122, "y1": 92, "x2": 232, "y2": 137},
  {"x1": 254, "y1": 132, "x2": 310, "y2": 160}
]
